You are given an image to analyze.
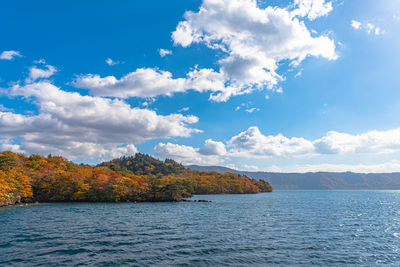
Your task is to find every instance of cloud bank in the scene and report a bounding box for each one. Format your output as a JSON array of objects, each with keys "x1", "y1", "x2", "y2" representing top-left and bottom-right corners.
[
  {"x1": 0, "y1": 81, "x2": 200, "y2": 159},
  {"x1": 156, "y1": 126, "x2": 400, "y2": 164}
]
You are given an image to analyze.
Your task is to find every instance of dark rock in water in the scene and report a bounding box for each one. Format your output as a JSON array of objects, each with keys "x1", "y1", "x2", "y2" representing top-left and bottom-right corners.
[
  {"x1": 21, "y1": 198, "x2": 34, "y2": 203},
  {"x1": 181, "y1": 199, "x2": 211, "y2": 202}
]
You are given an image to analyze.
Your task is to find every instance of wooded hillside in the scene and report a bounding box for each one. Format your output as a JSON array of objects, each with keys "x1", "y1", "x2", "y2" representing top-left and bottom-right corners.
[{"x1": 0, "y1": 152, "x2": 272, "y2": 206}]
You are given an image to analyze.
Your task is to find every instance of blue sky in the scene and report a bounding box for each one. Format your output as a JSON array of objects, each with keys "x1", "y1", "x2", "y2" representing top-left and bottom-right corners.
[{"x1": 1, "y1": 0, "x2": 400, "y2": 172}]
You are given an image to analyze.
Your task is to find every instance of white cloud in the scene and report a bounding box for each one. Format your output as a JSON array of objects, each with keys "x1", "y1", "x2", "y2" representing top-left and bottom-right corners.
[
  {"x1": 141, "y1": 98, "x2": 156, "y2": 107},
  {"x1": 351, "y1": 20, "x2": 382, "y2": 35},
  {"x1": 159, "y1": 48, "x2": 173, "y2": 57},
  {"x1": 153, "y1": 126, "x2": 400, "y2": 170},
  {"x1": 366, "y1": 23, "x2": 374, "y2": 34},
  {"x1": 292, "y1": 0, "x2": 333, "y2": 21},
  {"x1": 294, "y1": 69, "x2": 303, "y2": 78},
  {"x1": 242, "y1": 164, "x2": 260, "y2": 171},
  {"x1": 229, "y1": 127, "x2": 400, "y2": 158},
  {"x1": 172, "y1": 0, "x2": 337, "y2": 99},
  {"x1": 199, "y1": 139, "x2": 227, "y2": 156},
  {"x1": 155, "y1": 140, "x2": 225, "y2": 165},
  {"x1": 225, "y1": 163, "x2": 238, "y2": 170},
  {"x1": 0, "y1": 138, "x2": 25, "y2": 154},
  {"x1": 228, "y1": 126, "x2": 315, "y2": 158},
  {"x1": 73, "y1": 68, "x2": 187, "y2": 98},
  {"x1": 313, "y1": 129, "x2": 400, "y2": 154},
  {"x1": 267, "y1": 165, "x2": 282, "y2": 172},
  {"x1": 0, "y1": 50, "x2": 22, "y2": 60},
  {"x1": 105, "y1": 144, "x2": 138, "y2": 159},
  {"x1": 33, "y1": 59, "x2": 46, "y2": 64},
  {"x1": 0, "y1": 104, "x2": 12, "y2": 112},
  {"x1": 26, "y1": 64, "x2": 57, "y2": 83},
  {"x1": 178, "y1": 107, "x2": 190, "y2": 112},
  {"x1": 245, "y1": 107, "x2": 260, "y2": 113},
  {"x1": 105, "y1": 58, "x2": 121, "y2": 66},
  {"x1": 73, "y1": 67, "x2": 235, "y2": 101},
  {"x1": 0, "y1": 81, "x2": 200, "y2": 160},
  {"x1": 351, "y1": 20, "x2": 361, "y2": 30},
  {"x1": 71, "y1": 0, "x2": 337, "y2": 102}
]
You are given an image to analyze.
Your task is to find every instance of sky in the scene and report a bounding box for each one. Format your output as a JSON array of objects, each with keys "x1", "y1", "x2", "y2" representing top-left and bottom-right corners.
[{"x1": 1, "y1": 0, "x2": 400, "y2": 173}]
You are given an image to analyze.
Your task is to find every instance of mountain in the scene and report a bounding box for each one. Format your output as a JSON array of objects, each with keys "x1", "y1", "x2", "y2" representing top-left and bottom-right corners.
[{"x1": 186, "y1": 165, "x2": 400, "y2": 190}]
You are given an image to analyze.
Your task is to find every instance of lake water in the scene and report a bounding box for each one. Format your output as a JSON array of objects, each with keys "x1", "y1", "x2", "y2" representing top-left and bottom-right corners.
[{"x1": 1, "y1": 190, "x2": 400, "y2": 266}]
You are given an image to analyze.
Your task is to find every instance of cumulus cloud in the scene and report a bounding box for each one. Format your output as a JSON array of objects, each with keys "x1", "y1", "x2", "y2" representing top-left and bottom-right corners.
[
  {"x1": 72, "y1": 0, "x2": 337, "y2": 102},
  {"x1": 159, "y1": 48, "x2": 173, "y2": 57},
  {"x1": 157, "y1": 126, "x2": 400, "y2": 164},
  {"x1": 0, "y1": 81, "x2": 200, "y2": 160},
  {"x1": 228, "y1": 127, "x2": 315, "y2": 158},
  {"x1": 172, "y1": 0, "x2": 337, "y2": 98},
  {"x1": 26, "y1": 64, "x2": 57, "y2": 83},
  {"x1": 0, "y1": 50, "x2": 22, "y2": 60},
  {"x1": 313, "y1": 129, "x2": 400, "y2": 154},
  {"x1": 292, "y1": 0, "x2": 333, "y2": 21},
  {"x1": 73, "y1": 67, "x2": 236, "y2": 101},
  {"x1": 199, "y1": 139, "x2": 227, "y2": 156},
  {"x1": 155, "y1": 139, "x2": 225, "y2": 165},
  {"x1": 0, "y1": 137, "x2": 25, "y2": 154},
  {"x1": 230, "y1": 127, "x2": 400, "y2": 158}
]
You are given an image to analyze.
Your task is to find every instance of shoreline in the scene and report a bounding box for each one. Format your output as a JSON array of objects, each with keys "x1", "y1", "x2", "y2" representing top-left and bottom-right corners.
[{"x1": 0, "y1": 198, "x2": 212, "y2": 208}]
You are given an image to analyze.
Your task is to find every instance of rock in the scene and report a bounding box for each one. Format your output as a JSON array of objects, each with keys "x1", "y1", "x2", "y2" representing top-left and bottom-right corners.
[
  {"x1": 21, "y1": 198, "x2": 34, "y2": 203},
  {"x1": 181, "y1": 199, "x2": 211, "y2": 202}
]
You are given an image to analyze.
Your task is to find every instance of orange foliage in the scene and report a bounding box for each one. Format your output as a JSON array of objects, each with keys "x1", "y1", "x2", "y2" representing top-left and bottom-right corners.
[{"x1": 0, "y1": 151, "x2": 272, "y2": 206}]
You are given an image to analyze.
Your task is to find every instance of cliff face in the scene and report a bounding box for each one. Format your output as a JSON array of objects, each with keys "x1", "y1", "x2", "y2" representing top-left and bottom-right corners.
[{"x1": 186, "y1": 165, "x2": 400, "y2": 190}]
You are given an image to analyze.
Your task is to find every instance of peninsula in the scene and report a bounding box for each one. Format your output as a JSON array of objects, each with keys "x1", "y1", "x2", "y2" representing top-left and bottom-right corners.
[{"x1": 0, "y1": 152, "x2": 272, "y2": 206}]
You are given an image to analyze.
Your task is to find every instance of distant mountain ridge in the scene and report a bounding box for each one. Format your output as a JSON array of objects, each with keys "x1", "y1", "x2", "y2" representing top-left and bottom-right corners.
[{"x1": 186, "y1": 165, "x2": 400, "y2": 190}]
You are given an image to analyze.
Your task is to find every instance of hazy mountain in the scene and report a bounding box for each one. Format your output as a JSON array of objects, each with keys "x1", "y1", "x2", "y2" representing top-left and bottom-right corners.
[{"x1": 186, "y1": 165, "x2": 400, "y2": 190}]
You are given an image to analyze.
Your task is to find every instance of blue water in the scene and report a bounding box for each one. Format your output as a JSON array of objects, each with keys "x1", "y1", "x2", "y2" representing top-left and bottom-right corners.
[{"x1": 1, "y1": 190, "x2": 400, "y2": 266}]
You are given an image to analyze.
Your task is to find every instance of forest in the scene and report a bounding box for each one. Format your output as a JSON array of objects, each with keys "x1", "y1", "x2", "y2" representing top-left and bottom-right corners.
[{"x1": 0, "y1": 152, "x2": 272, "y2": 206}]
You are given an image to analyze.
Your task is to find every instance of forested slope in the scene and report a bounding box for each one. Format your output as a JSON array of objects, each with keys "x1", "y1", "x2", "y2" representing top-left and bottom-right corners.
[{"x1": 0, "y1": 152, "x2": 272, "y2": 206}]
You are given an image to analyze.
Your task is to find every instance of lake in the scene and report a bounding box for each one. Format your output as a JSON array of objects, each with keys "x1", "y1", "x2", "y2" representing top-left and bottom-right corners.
[{"x1": 1, "y1": 190, "x2": 400, "y2": 266}]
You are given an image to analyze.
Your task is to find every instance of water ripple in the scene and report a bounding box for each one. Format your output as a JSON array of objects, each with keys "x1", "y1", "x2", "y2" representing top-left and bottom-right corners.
[{"x1": 1, "y1": 191, "x2": 400, "y2": 266}]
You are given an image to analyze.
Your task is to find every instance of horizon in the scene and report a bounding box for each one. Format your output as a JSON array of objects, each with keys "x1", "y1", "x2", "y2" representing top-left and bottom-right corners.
[
  {"x1": 1, "y1": 0, "x2": 400, "y2": 173},
  {"x1": 185, "y1": 163, "x2": 400, "y2": 175}
]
